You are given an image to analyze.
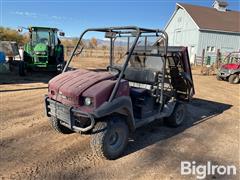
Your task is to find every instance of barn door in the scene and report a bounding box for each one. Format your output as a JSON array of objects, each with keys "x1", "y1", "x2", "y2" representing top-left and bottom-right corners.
[{"x1": 189, "y1": 46, "x2": 195, "y2": 64}]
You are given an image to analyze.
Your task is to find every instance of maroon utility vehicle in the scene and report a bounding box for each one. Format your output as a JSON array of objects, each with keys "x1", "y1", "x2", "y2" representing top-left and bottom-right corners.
[
  {"x1": 45, "y1": 27, "x2": 195, "y2": 159},
  {"x1": 217, "y1": 52, "x2": 240, "y2": 84}
]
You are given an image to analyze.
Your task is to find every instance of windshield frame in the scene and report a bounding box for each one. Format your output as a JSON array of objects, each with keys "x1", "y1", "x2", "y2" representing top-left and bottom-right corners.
[{"x1": 31, "y1": 29, "x2": 52, "y2": 47}]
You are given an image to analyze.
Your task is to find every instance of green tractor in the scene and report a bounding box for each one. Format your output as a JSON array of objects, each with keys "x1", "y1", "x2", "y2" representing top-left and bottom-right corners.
[{"x1": 18, "y1": 26, "x2": 65, "y2": 76}]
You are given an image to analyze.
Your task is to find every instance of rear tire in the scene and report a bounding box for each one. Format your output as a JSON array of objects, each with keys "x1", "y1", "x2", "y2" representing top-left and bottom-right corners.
[
  {"x1": 165, "y1": 103, "x2": 186, "y2": 127},
  {"x1": 228, "y1": 74, "x2": 239, "y2": 84},
  {"x1": 49, "y1": 117, "x2": 73, "y2": 134},
  {"x1": 90, "y1": 116, "x2": 129, "y2": 160},
  {"x1": 19, "y1": 61, "x2": 26, "y2": 76}
]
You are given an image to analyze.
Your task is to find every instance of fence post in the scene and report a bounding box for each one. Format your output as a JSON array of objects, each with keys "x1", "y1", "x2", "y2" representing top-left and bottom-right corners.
[
  {"x1": 216, "y1": 49, "x2": 220, "y2": 69},
  {"x1": 201, "y1": 49, "x2": 205, "y2": 67}
]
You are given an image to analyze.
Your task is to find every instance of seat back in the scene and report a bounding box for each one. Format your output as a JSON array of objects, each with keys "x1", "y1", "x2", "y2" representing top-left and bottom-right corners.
[
  {"x1": 123, "y1": 67, "x2": 159, "y2": 85},
  {"x1": 114, "y1": 53, "x2": 163, "y2": 85}
]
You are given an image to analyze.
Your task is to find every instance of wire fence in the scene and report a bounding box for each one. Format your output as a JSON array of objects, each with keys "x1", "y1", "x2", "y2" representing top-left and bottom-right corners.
[
  {"x1": 194, "y1": 49, "x2": 240, "y2": 67},
  {"x1": 65, "y1": 46, "x2": 125, "y2": 59}
]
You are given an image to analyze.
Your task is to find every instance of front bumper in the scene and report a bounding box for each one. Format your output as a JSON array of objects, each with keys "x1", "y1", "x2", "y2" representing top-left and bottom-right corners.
[
  {"x1": 45, "y1": 97, "x2": 95, "y2": 132},
  {"x1": 217, "y1": 68, "x2": 230, "y2": 78}
]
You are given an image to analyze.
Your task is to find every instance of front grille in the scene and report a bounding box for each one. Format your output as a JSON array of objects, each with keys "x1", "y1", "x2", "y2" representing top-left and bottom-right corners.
[
  {"x1": 45, "y1": 97, "x2": 95, "y2": 132},
  {"x1": 35, "y1": 57, "x2": 47, "y2": 63},
  {"x1": 48, "y1": 100, "x2": 71, "y2": 124}
]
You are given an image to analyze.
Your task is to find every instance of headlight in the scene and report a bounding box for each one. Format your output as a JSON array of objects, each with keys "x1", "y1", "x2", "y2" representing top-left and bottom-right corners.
[
  {"x1": 35, "y1": 51, "x2": 47, "y2": 55},
  {"x1": 84, "y1": 97, "x2": 92, "y2": 106}
]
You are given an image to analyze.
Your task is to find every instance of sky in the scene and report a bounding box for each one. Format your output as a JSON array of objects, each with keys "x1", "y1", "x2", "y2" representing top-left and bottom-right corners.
[{"x1": 0, "y1": 0, "x2": 240, "y2": 37}]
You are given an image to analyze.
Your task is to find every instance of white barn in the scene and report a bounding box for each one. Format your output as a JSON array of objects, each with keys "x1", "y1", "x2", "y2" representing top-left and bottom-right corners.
[{"x1": 165, "y1": 0, "x2": 240, "y2": 64}]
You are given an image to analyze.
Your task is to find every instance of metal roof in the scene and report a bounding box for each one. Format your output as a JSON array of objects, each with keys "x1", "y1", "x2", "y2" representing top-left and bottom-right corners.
[{"x1": 177, "y1": 3, "x2": 240, "y2": 33}]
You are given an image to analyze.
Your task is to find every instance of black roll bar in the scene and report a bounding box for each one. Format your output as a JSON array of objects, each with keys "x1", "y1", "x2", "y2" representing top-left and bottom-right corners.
[{"x1": 62, "y1": 26, "x2": 168, "y2": 106}]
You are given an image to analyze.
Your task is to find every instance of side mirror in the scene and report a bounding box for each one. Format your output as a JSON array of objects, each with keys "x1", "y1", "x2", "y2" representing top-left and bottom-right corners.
[
  {"x1": 17, "y1": 28, "x2": 23, "y2": 32},
  {"x1": 59, "y1": 32, "x2": 65, "y2": 36}
]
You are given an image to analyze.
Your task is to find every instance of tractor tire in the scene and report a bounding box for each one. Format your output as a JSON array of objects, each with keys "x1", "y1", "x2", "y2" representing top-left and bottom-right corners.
[
  {"x1": 216, "y1": 75, "x2": 222, "y2": 81},
  {"x1": 49, "y1": 117, "x2": 74, "y2": 134},
  {"x1": 228, "y1": 74, "x2": 239, "y2": 84},
  {"x1": 164, "y1": 103, "x2": 186, "y2": 127},
  {"x1": 90, "y1": 116, "x2": 129, "y2": 160},
  {"x1": 19, "y1": 61, "x2": 26, "y2": 76}
]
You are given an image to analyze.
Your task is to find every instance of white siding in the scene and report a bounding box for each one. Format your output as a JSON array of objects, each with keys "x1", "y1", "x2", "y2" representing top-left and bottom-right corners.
[
  {"x1": 165, "y1": 6, "x2": 240, "y2": 64},
  {"x1": 165, "y1": 8, "x2": 200, "y2": 63},
  {"x1": 198, "y1": 31, "x2": 240, "y2": 57}
]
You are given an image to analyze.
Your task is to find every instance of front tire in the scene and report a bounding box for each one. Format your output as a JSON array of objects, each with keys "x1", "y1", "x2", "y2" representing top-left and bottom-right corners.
[
  {"x1": 49, "y1": 117, "x2": 73, "y2": 134},
  {"x1": 216, "y1": 75, "x2": 222, "y2": 81},
  {"x1": 228, "y1": 74, "x2": 239, "y2": 84},
  {"x1": 90, "y1": 116, "x2": 129, "y2": 160},
  {"x1": 165, "y1": 103, "x2": 186, "y2": 127}
]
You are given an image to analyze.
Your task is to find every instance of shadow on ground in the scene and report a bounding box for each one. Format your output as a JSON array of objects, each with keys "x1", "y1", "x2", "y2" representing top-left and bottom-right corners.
[
  {"x1": 124, "y1": 98, "x2": 232, "y2": 157},
  {"x1": 0, "y1": 72, "x2": 55, "y2": 85},
  {"x1": 0, "y1": 86, "x2": 48, "y2": 93}
]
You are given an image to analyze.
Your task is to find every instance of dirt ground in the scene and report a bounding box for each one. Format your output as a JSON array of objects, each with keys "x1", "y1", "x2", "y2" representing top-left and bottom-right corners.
[{"x1": 0, "y1": 67, "x2": 239, "y2": 180}]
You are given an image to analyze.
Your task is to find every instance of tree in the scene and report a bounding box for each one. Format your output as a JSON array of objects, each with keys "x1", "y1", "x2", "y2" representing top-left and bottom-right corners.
[
  {"x1": 102, "y1": 45, "x2": 108, "y2": 50},
  {"x1": 88, "y1": 38, "x2": 98, "y2": 49},
  {"x1": 0, "y1": 26, "x2": 28, "y2": 44}
]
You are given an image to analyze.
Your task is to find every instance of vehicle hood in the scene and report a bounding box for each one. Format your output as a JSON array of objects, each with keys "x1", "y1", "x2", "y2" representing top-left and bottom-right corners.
[
  {"x1": 48, "y1": 69, "x2": 114, "y2": 106},
  {"x1": 221, "y1": 63, "x2": 240, "y2": 70}
]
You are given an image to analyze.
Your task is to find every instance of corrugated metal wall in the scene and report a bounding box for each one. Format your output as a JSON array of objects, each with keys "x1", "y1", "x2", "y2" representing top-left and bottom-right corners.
[
  {"x1": 198, "y1": 31, "x2": 240, "y2": 63},
  {"x1": 165, "y1": 7, "x2": 240, "y2": 64}
]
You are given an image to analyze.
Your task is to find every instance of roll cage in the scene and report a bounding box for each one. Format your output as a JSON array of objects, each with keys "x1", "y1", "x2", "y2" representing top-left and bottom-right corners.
[{"x1": 63, "y1": 26, "x2": 170, "y2": 106}]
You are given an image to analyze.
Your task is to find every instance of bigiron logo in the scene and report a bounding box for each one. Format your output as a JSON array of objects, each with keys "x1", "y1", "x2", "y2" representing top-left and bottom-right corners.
[{"x1": 181, "y1": 161, "x2": 237, "y2": 179}]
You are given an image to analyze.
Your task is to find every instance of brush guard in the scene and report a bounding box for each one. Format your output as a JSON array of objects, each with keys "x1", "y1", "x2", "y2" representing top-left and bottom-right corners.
[{"x1": 45, "y1": 97, "x2": 95, "y2": 132}]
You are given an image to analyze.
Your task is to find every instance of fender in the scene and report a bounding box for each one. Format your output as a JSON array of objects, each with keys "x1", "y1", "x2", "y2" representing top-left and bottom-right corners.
[
  {"x1": 230, "y1": 69, "x2": 240, "y2": 75},
  {"x1": 93, "y1": 96, "x2": 136, "y2": 131}
]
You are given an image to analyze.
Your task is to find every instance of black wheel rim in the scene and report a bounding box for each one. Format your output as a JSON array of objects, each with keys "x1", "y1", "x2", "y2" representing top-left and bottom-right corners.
[
  {"x1": 109, "y1": 132, "x2": 119, "y2": 146},
  {"x1": 107, "y1": 128, "x2": 124, "y2": 151}
]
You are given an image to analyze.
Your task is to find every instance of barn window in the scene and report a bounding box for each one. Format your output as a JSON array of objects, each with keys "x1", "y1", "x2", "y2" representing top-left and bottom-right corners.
[
  {"x1": 207, "y1": 46, "x2": 211, "y2": 52},
  {"x1": 211, "y1": 47, "x2": 215, "y2": 52},
  {"x1": 207, "y1": 46, "x2": 216, "y2": 52}
]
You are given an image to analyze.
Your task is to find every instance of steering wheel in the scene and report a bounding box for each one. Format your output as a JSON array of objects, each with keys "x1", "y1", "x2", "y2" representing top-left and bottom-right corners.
[
  {"x1": 107, "y1": 65, "x2": 121, "y2": 76},
  {"x1": 39, "y1": 38, "x2": 48, "y2": 44}
]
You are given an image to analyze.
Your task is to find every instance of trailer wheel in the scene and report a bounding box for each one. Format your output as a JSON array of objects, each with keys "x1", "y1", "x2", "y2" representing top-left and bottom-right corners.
[
  {"x1": 19, "y1": 61, "x2": 26, "y2": 76},
  {"x1": 90, "y1": 116, "x2": 129, "y2": 160},
  {"x1": 165, "y1": 103, "x2": 186, "y2": 127},
  {"x1": 49, "y1": 117, "x2": 73, "y2": 134},
  {"x1": 228, "y1": 74, "x2": 239, "y2": 84}
]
